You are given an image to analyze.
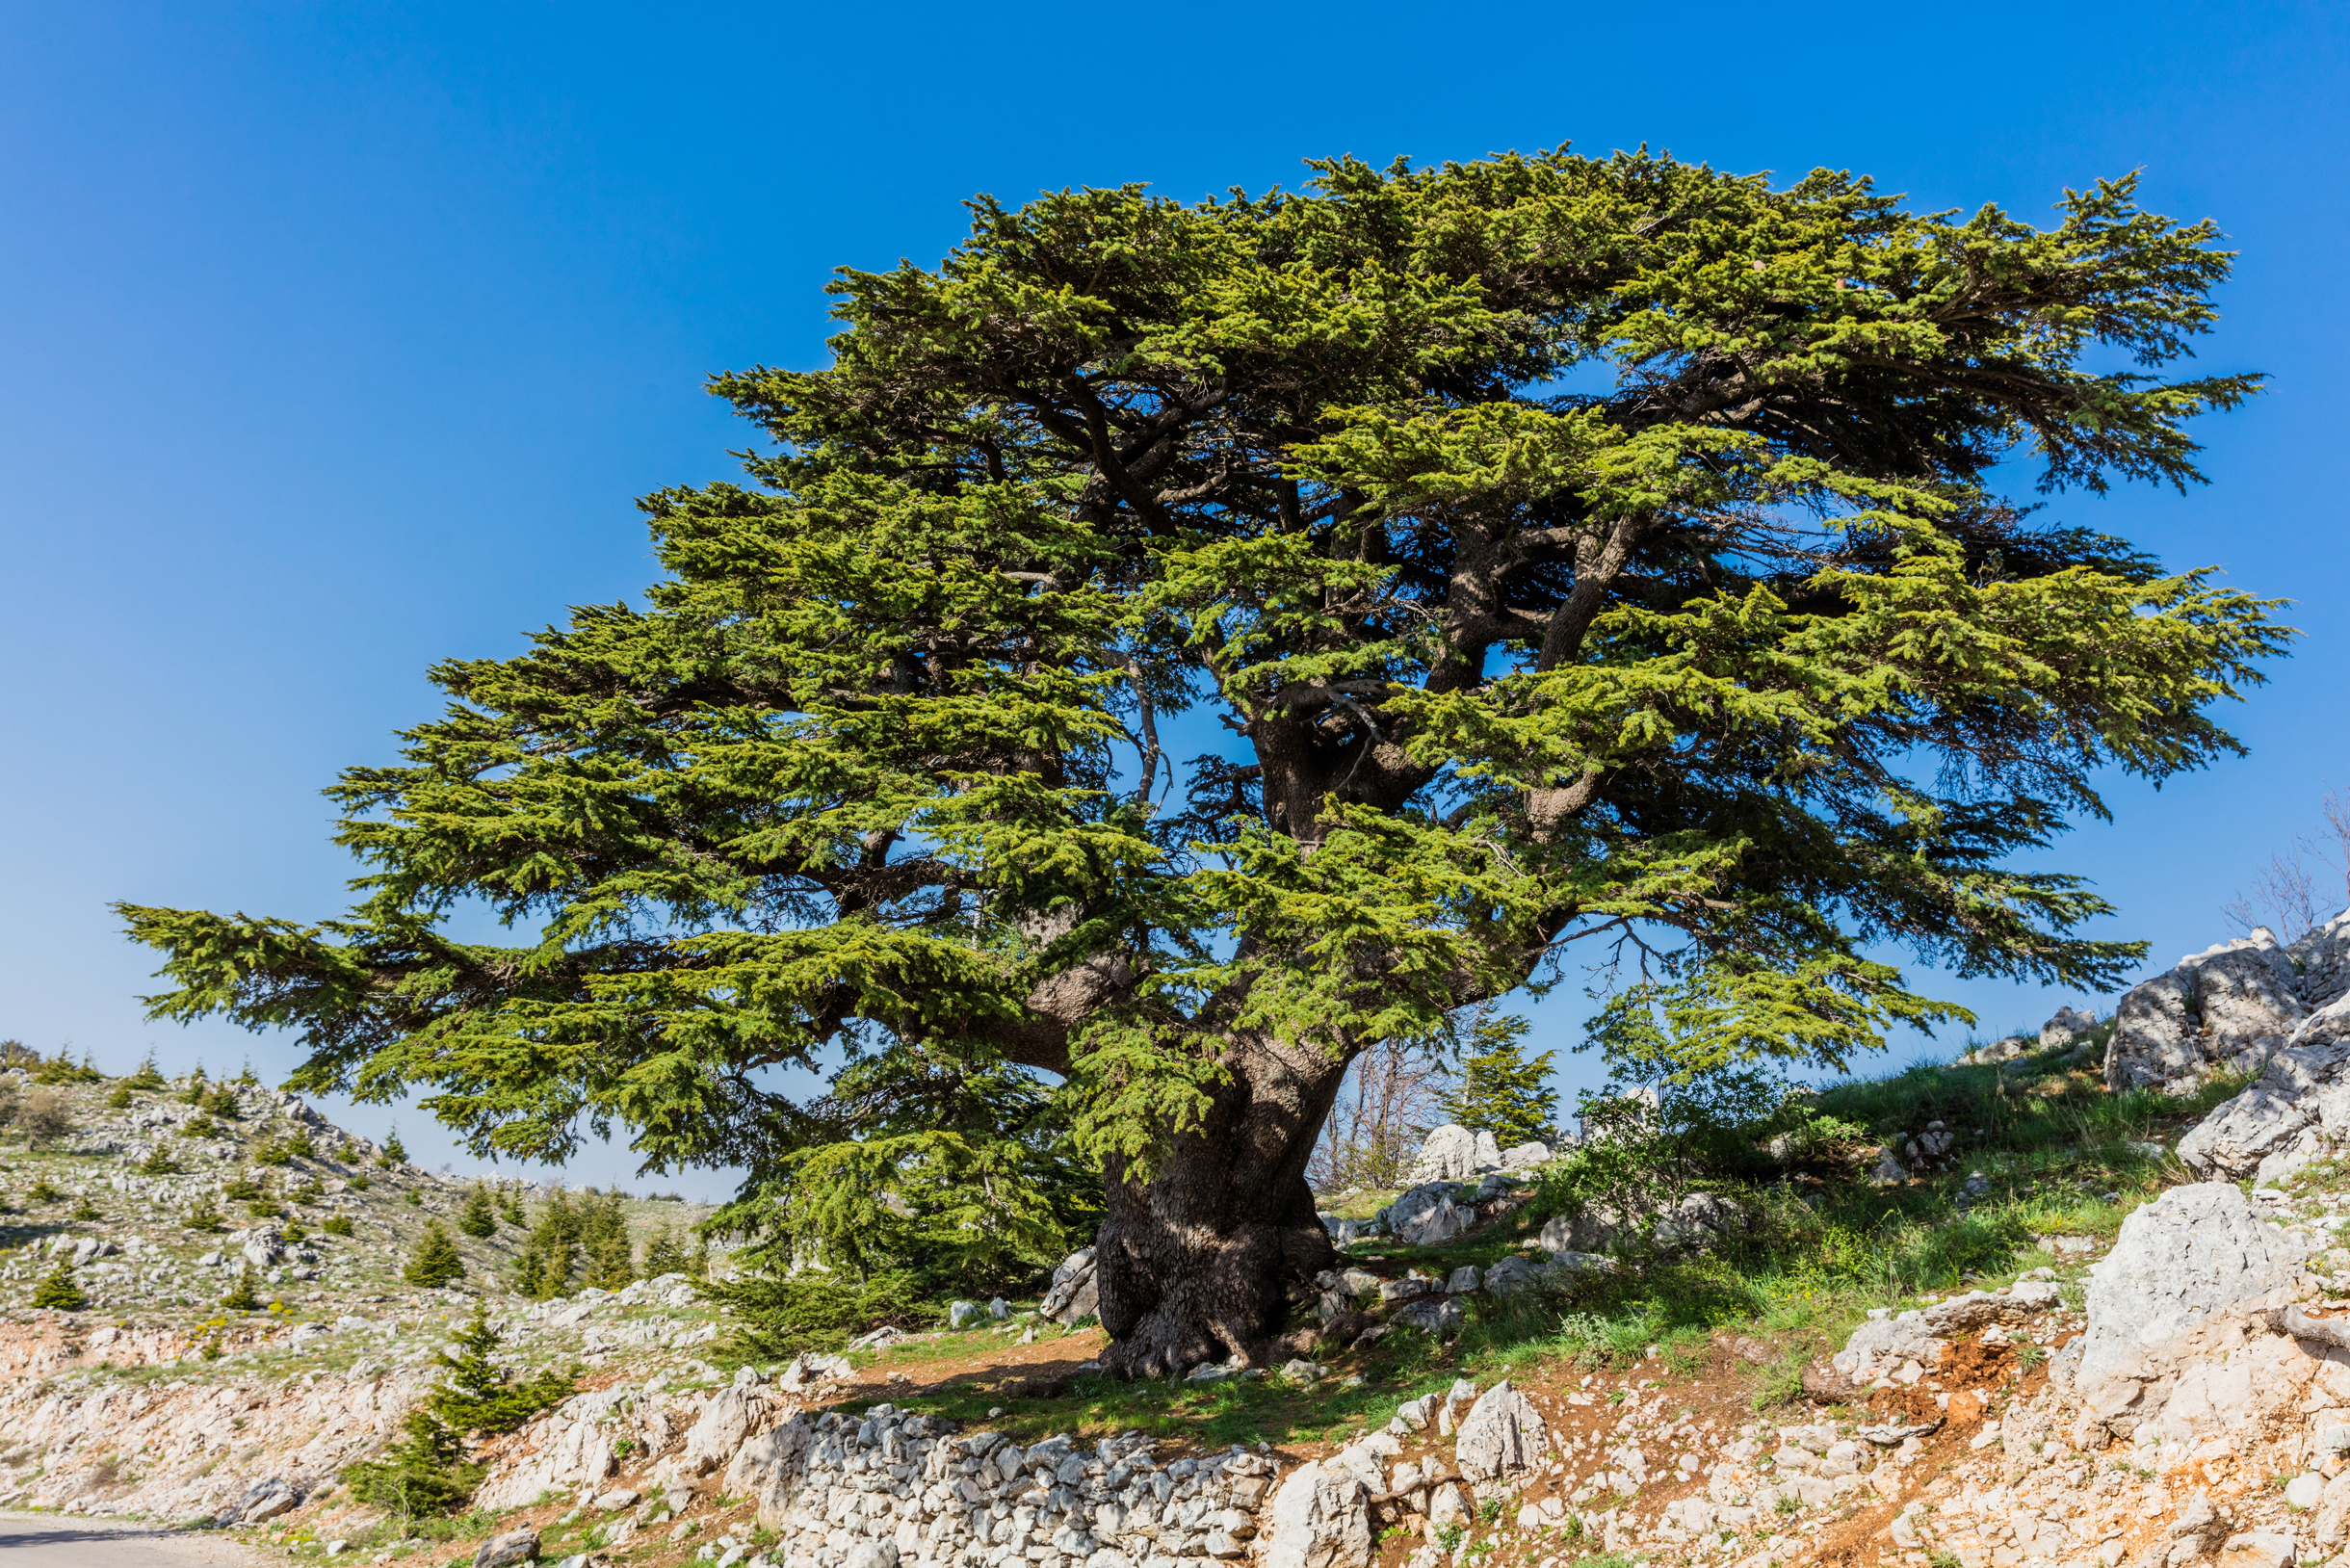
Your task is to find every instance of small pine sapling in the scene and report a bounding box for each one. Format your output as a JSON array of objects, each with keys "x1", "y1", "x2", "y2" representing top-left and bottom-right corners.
[
  {"x1": 403, "y1": 1220, "x2": 465, "y2": 1288},
  {"x1": 30, "y1": 1261, "x2": 88, "y2": 1311},
  {"x1": 222, "y1": 1268, "x2": 260, "y2": 1311}
]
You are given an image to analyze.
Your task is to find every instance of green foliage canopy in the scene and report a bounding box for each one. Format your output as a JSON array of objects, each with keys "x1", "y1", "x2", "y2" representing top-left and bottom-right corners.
[{"x1": 118, "y1": 148, "x2": 2284, "y2": 1264}]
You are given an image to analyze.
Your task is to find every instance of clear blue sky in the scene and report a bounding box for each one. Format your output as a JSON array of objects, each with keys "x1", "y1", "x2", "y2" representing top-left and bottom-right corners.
[{"x1": 3, "y1": 3, "x2": 2344, "y2": 1195}]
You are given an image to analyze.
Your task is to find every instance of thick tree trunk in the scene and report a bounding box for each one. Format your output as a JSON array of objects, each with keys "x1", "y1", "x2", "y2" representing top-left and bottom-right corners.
[{"x1": 1092, "y1": 1032, "x2": 1347, "y2": 1378}]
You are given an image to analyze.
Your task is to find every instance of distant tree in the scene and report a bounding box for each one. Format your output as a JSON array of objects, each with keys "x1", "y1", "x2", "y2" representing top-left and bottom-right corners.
[
  {"x1": 579, "y1": 1190, "x2": 635, "y2": 1290},
  {"x1": 379, "y1": 1126, "x2": 407, "y2": 1165},
  {"x1": 457, "y1": 1183, "x2": 497, "y2": 1239},
  {"x1": 1309, "y1": 1034, "x2": 1448, "y2": 1191},
  {"x1": 105, "y1": 1083, "x2": 133, "y2": 1110},
  {"x1": 2225, "y1": 785, "x2": 2350, "y2": 944},
  {"x1": 139, "y1": 1145, "x2": 182, "y2": 1176},
  {"x1": 1438, "y1": 1011, "x2": 1557, "y2": 1149},
  {"x1": 179, "y1": 1064, "x2": 207, "y2": 1105},
  {"x1": 21, "y1": 1090, "x2": 73, "y2": 1150},
  {"x1": 31, "y1": 1262, "x2": 88, "y2": 1311},
  {"x1": 640, "y1": 1227, "x2": 688, "y2": 1278},
  {"x1": 222, "y1": 1267, "x2": 260, "y2": 1311},
  {"x1": 322, "y1": 1214, "x2": 354, "y2": 1237},
  {"x1": 199, "y1": 1084, "x2": 241, "y2": 1119},
  {"x1": 184, "y1": 1197, "x2": 224, "y2": 1232},
  {"x1": 126, "y1": 1056, "x2": 166, "y2": 1090},
  {"x1": 403, "y1": 1220, "x2": 465, "y2": 1289}
]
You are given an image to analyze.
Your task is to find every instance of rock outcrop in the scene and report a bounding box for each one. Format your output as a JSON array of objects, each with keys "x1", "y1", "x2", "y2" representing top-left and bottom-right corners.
[
  {"x1": 2178, "y1": 995, "x2": 2350, "y2": 1182},
  {"x1": 1406, "y1": 1125, "x2": 1502, "y2": 1184},
  {"x1": 1038, "y1": 1248, "x2": 1099, "y2": 1326},
  {"x1": 2077, "y1": 1182, "x2": 2308, "y2": 1381},
  {"x1": 2105, "y1": 932, "x2": 2309, "y2": 1093}
]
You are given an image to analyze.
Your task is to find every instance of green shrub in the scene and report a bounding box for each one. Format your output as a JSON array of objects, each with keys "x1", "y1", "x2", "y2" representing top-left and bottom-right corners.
[
  {"x1": 403, "y1": 1220, "x2": 465, "y2": 1288},
  {"x1": 30, "y1": 1051, "x2": 102, "y2": 1085},
  {"x1": 27, "y1": 1177, "x2": 62, "y2": 1205},
  {"x1": 185, "y1": 1197, "x2": 224, "y2": 1233},
  {"x1": 139, "y1": 1146, "x2": 182, "y2": 1176},
  {"x1": 429, "y1": 1308, "x2": 573, "y2": 1436},
  {"x1": 106, "y1": 1084, "x2": 134, "y2": 1110},
  {"x1": 31, "y1": 1262, "x2": 88, "y2": 1311},
  {"x1": 222, "y1": 1170, "x2": 261, "y2": 1201},
  {"x1": 341, "y1": 1408, "x2": 483, "y2": 1523},
  {"x1": 70, "y1": 1198, "x2": 101, "y2": 1221},
  {"x1": 322, "y1": 1214, "x2": 354, "y2": 1238},
  {"x1": 457, "y1": 1183, "x2": 497, "y2": 1239},
  {"x1": 126, "y1": 1057, "x2": 165, "y2": 1090},
  {"x1": 222, "y1": 1268, "x2": 260, "y2": 1311},
  {"x1": 200, "y1": 1084, "x2": 241, "y2": 1119},
  {"x1": 252, "y1": 1138, "x2": 292, "y2": 1166},
  {"x1": 704, "y1": 1267, "x2": 925, "y2": 1357}
]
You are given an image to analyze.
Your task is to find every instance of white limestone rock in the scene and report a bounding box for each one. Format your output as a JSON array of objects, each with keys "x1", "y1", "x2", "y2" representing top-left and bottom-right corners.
[
  {"x1": 2079, "y1": 1182, "x2": 2308, "y2": 1381},
  {"x1": 2105, "y1": 935, "x2": 2308, "y2": 1093},
  {"x1": 1452, "y1": 1379, "x2": 1548, "y2": 1482},
  {"x1": 1405, "y1": 1125, "x2": 1503, "y2": 1184},
  {"x1": 2042, "y1": 1006, "x2": 2100, "y2": 1051},
  {"x1": 2179, "y1": 994, "x2": 2350, "y2": 1182},
  {"x1": 1259, "y1": 1459, "x2": 1372, "y2": 1568}
]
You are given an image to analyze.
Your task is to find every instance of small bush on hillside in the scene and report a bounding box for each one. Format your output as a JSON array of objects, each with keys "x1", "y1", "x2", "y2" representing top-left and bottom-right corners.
[
  {"x1": 179, "y1": 1067, "x2": 207, "y2": 1105},
  {"x1": 126, "y1": 1056, "x2": 165, "y2": 1090},
  {"x1": 70, "y1": 1197, "x2": 102, "y2": 1221},
  {"x1": 222, "y1": 1268, "x2": 260, "y2": 1311},
  {"x1": 341, "y1": 1407, "x2": 483, "y2": 1523},
  {"x1": 1438, "y1": 1009, "x2": 1557, "y2": 1149},
  {"x1": 457, "y1": 1183, "x2": 497, "y2": 1239},
  {"x1": 404, "y1": 1220, "x2": 464, "y2": 1288},
  {"x1": 252, "y1": 1138, "x2": 291, "y2": 1166},
  {"x1": 27, "y1": 1177, "x2": 63, "y2": 1205},
  {"x1": 106, "y1": 1083, "x2": 134, "y2": 1110},
  {"x1": 30, "y1": 1262, "x2": 88, "y2": 1311},
  {"x1": 31, "y1": 1051, "x2": 102, "y2": 1085},
  {"x1": 322, "y1": 1214, "x2": 354, "y2": 1237},
  {"x1": 180, "y1": 1114, "x2": 217, "y2": 1138},
  {"x1": 704, "y1": 1267, "x2": 924, "y2": 1358},
  {"x1": 185, "y1": 1197, "x2": 224, "y2": 1232},
  {"x1": 428, "y1": 1308, "x2": 573, "y2": 1436},
  {"x1": 199, "y1": 1084, "x2": 242, "y2": 1119},
  {"x1": 139, "y1": 1146, "x2": 182, "y2": 1176},
  {"x1": 19, "y1": 1090, "x2": 74, "y2": 1149},
  {"x1": 380, "y1": 1127, "x2": 406, "y2": 1164}
]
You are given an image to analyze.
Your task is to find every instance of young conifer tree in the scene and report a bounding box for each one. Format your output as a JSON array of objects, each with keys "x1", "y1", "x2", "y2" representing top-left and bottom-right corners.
[
  {"x1": 1437, "y1": 1013, "x2": 1557, "y2": 1149},
  {"x1": 403, "y1": 1220, "x2": 464, "y2": 1289},
  {"x1": 457, "y1": 1182, "x2": 497, "y2": 1239},
  {"x1": 121, "y1": 149, "x2": 2286, "y2": 1374},
  {"x1": 31, "y1": 1262, "x2": 87, "y2": 1312}
]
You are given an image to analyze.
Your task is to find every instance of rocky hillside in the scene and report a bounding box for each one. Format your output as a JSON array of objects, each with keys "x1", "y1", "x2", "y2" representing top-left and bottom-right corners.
[{"x1": 11, "y1": 910, "x2": 2350, "y2": 1568}]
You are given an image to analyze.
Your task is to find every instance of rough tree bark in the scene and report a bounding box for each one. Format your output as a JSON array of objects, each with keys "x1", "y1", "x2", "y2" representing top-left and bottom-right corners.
[{"x1": 1090, "y1": 1032, "x2": 1350, "y2": 1377}]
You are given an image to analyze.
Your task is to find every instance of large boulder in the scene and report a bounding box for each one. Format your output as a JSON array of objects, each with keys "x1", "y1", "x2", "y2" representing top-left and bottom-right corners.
[
  {"x1": 2078, "y1": 1183, "x2": 2308, "y2": 1381},
  {"x1": 2294, "y1": 907, "x2": 2350, "y2": 1011},
  {"x1": 2105, "y1": 935, "x2": 2308, "y2": 1093},
  {"x1": 1453, "y1": 1380, "x2": 1549, "y2": 1482},
  {"x1": 2041, "y1": 1006, "x2": 2100, "y2": 1051},
  {"x1": 2179, "y1": 995, "x2": 2350, "y2": 1182},
  {"x1": 1381, "y1": 1184, "x2": 1475, "y2": 1247},
  {"x1": 1259, "y1": 1459, "x2": 1373, "y2": 1568},
  {"x1": 1039, "y1": 1247, "x2": 1099, "y2": 1324},
  {"x1": 1407, "y1": 1125, "x2": 1501, "y2": 1184},
  {"x1": 681, "y1": 1385, "x2": 757, "y2": 1477}
]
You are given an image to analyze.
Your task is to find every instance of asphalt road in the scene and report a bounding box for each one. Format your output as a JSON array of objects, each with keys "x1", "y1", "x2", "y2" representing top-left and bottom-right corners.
[{"x1": 0, "y1": 1514, "x2": 257, "y2": 1566}]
